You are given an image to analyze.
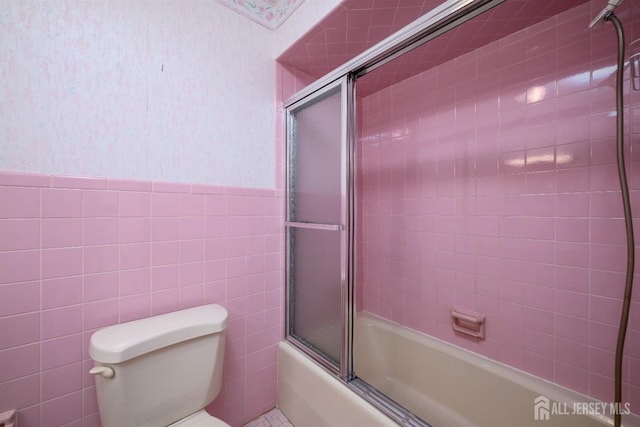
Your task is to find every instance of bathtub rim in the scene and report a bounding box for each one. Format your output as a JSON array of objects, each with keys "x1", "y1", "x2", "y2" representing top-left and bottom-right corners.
[{"x1": 355, "y1": 311, "x2": 640, "y2": 427}]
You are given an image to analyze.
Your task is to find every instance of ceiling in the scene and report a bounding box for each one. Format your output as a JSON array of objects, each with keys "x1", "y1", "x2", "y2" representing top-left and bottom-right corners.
[
  {"x1": 216, "y1": 0, "x2": 305, "y2": 29},
  {"x1": 277, "y1": 0, "x2": 592, "y2": 96}
]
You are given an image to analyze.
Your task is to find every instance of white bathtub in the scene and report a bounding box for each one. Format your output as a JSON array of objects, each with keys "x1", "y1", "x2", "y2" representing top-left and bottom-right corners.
[{"x1": 278, "y1": 312, "x2": 640, "y2": 427}]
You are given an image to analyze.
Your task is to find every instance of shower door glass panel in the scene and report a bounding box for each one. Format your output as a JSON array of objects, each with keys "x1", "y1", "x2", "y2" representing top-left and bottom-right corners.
[{"x1": 286, "y1": 78, "x2": 347, "y2": 370}]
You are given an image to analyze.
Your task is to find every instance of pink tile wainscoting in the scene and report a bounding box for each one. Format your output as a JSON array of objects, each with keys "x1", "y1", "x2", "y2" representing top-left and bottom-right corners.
[
  {"x1": 358, "y1": 0, "x2": 640, "y2": 413},
  {"x1": 0, "y1": 171, "x2": 284, "y2": 427}
]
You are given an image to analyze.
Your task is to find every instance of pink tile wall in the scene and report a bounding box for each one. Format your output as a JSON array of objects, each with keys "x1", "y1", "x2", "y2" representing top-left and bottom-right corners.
[
  {"x1": 359, "y1": 0, "x2": 640, "y2": 412},
  {"x1": 0, "y1": 171, "x2": 284, "y2": 427}
]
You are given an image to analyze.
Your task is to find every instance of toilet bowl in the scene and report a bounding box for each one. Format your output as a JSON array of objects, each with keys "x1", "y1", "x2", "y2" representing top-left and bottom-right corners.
[{"x1": 89, "y1": 304, "x2": 231, "y2": 427}]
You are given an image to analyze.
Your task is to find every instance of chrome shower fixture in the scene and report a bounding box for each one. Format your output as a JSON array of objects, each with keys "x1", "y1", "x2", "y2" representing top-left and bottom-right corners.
[{"x1": 589, "y1": 0, "x2": 625, "y2": 28}]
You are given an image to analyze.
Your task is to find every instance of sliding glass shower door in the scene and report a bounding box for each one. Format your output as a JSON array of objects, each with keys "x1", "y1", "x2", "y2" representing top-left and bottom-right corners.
[{"x1": 285, "y1": 77, "x2": 353, "y2": 377}]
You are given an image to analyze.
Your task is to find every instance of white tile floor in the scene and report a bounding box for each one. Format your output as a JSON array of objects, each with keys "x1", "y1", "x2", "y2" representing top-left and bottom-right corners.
[{"x1": 243, "y1": 408, "x2": 294, "y2": 427}]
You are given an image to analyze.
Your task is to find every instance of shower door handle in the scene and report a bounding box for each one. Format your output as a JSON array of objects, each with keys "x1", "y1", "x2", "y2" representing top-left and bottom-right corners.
[{"x1": 284, "y1": 221, "x2": 343, "y2": 231}]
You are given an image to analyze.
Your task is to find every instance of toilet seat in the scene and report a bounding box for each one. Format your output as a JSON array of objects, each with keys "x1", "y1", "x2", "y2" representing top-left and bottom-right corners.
[{"x1": 168, "y1": 410, "x2": 231, "y2": 427}]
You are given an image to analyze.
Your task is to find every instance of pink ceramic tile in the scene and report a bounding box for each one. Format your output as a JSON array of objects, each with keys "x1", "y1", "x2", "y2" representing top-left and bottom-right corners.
[
  {"x1": 525, "y1": 194, "x2": 555, "y2": 217},
  {"x1": 83, "y1": 385, "x2": 99, "y2": 417},
  {"x1": 226, "y1": 196, "x2": 247, "y2": 216},
  {"x1": 0, "y1": 312, "x2": 40, "y2": 350},
  {"x1": 0, "y1": 374, "x2": 40, "y2": 412},
  {"x1": 152, "y1": 217, "x2": 178, "y2": 241},
  {"x1": 42, "y1": 218, "x2": 82, "y2": 248},
  {"x1": 0, "y1": 281, "x2": 39, "y2": 318},
  {"x1": 246, "y1": 217, "x2": 265, "y2": 236},
  {"x1": 120, "y1": 294, "x2": 151, "y2": 322},
  {"x1": 591, "y1": 270, "x2": 625, "y2": 299},
  {"x1": 179, "y1": 193, "x2": 204, "y2": 216},
  {"x1": 205, "y1": 238, "x2": 226, "y2": 260},
  {"x1": 15, "y1": 405, "x2": 40, "y2": 426},
  {"x1": 42, "y1": 188, "x2": 82, "y2": 218},
  {"x1": 590, "y1": 346, "x2": 615, "y2": 379},
  {"x1": 42, "y1": 362, "x2": 83, "y2": 401},
  {"x1": 555, "y1": 289, "x2": 588, "y2": 319},
  {"x1": 590, "y1": 164, "x2": 622, "y2": 192},
  {"x1": 120, "y1": 243, "x2": 151, "y2": 270},
  {"x1": 205, "y1": 217, "x2": 226, "y2": 238},
  {"x1": 245, "y1": 197, "x2": 265, "y2": 216},
  {"x1": 107, "y1": 179, "x2": 151, "y2": 192},
  {"x1": 152, "y1": 241, "x2": 179, "y2": 267},
  {"x1": 247, "y1": 255, "x2": 265, "y2": 276},
  {"x1": 119, "y1": 191, "x2": 151, "y2": 217},
  {"x1": 556, "y1": 218, "x2": 589, "y2": 243},
  {"x1": 555, "y1": 265, "x2": 589, "y2": 293},
  {"x1": 590, "y1": 244, "x2": 627, "y2": 272},
  {"x1": 0, "y1": 186, "x2": 40, "y2": 218},
  {"x1": 0, "y1": 251, "x2": 40, "y2": 284},
  {"x1": 521, "y1": 283, "x2": 552, "y2": 311},
  {"x1": 523, "y1": 240, "x2": 555, "y2": 264},
  {"x1": 556, "y1": 241, "x2": 589, "y2": 268},
  {"x1": 551, "y1": 167, "x2": 589, "y2": 193},
  {"x1": 119, "y1": 217, "x2": 151, "y2": 243},
  {"x1": 151, "y1": 192, "x2": 179, "y2": 217},
  {"x1": 178, "y1": 284, "x2": 204, "y2": 309},
  {"x1": 151, "y1": 265, "x2": 179, "y2": 291},
  {"x1": 0, "y1": 343, "x2": 40, "y2": 382},
  {"x1": 151, "y1": 289, "x2": 179, "y2": 315},
  {"x1": 591, "y1": 218, "x2": 626, "y2": 245},
  {"x1": 590, "y1": 296, "x2": 623, "y2": 326},
  {"x1": 83, "y1": 299, "x2": 118, "y2": 331},
  {"x1": 0, "y1": 171, "x2": 50, "y2": 187},
  {"x1": 51, "y1": 175, "x2": 105, "y2": 190},
  {"x1": 83, "y1": 217, "x2": 118, "y2": 245},
  {"x1": 41, "y1": 247, "x2": 82, "y2": 280},
  {"x1": 179, "y1": 239, "x2": 204, "y2": 263},
  {"x1": 204, "y1": 194, "x2": 227, "y2": 216},
  {"x1": 192, "y1": 184, "x2": 223, "y2": 195},
  {"x1": 152, "y1": 181, "x2": 189, "y2": 193},
  {"x1": 226, "y1": 257, "x2": 247, "y2": 279},
  {"x1": 82, "y1": 190, "x2": 118, "y2": 218},
  {"x1": 83, "y1": 245, "x2": 119, "y2": 274},
  {"x1": 0, "y1": 219, "x2": 39, "y2": 251},
  {"x1": 226, "y1": 237, "x2": 247, "y2": 258},
  {"x1": 42, "y1": 276, "x2": 82, "y2": 309},
  {"x1": 120, "y1": 268, "x2": 151, "y2": 296},
  {"x1": 41, "y1": 390, "x2": 82, "y2": 426},
  {"x1": 204, "y1": 280, "x2": 226, "y2": 304},
  {"x1": 179, "y1": 262, "x2": 204, "y2": 287},
  {"x1": 524, "y1": 307, "x2": 554, "y2": 334},
  {"x1": 591, "y1": 191, "x2": 624, "y2": 218},
  {"x1": 225, "y1": 217, "x2": 247, "y2": 236},
  {"x1": 42, "y1": 306, "x2": 82, "y2": 339},
  {"x1": 83, "y1": 272, "x2": 118, "y2": 302},
  {"x1": 555, "y1": 313, "x2": 589, "y2": 344},
  {"x1": 524, "y1": 351, "x2": 554, "y2": 381},
  {"x1": 591, "y1": 137, "x2": 618, "y2": 166},
  {"x1": 179, "y1": 217, "x2": 204, "y2": 240},
  {"x1": 590, "y1": 321, "x2": 618, "y2": 351},
  {"x1": 556, "y1": 338, "x2": 588, "y2": 369},
  {"x1": 524, "y1": 262, "x2": 555, "y2": 287},
  {"x1": 590, "y1": 111, "x2": 617, "y2": 141},
  {"x1": 223, "y1": 186, "x2": 252, "y2": 196}
]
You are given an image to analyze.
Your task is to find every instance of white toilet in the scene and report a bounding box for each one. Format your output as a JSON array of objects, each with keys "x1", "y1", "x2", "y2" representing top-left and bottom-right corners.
[{"x1": 89, "y1": 304, "x2": 231, "y2": 427}]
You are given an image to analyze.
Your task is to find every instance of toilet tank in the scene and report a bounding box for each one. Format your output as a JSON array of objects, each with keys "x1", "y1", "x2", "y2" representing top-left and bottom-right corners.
[{"x1": 89, "y1": 304, "x2": 228, "y2": 427}]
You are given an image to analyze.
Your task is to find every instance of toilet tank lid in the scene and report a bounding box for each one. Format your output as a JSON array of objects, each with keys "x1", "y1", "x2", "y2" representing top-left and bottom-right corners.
[{"x1": 90, "y1": 304, "x2": 228, "y2": 363}]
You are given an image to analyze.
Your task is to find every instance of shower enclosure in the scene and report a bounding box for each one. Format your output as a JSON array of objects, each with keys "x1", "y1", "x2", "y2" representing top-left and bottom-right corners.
[{"x1": 284, "y1": 0, "x2": 639, "y2": 424}]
